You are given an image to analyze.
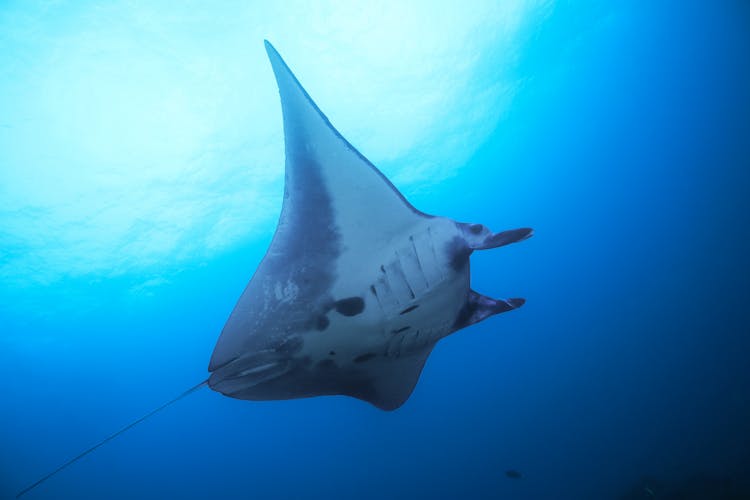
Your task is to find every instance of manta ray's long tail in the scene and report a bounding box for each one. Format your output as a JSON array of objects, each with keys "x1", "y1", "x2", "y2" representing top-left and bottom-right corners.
[{"x1": 16, "y1": 379, "x2": 208, "y2": 498}]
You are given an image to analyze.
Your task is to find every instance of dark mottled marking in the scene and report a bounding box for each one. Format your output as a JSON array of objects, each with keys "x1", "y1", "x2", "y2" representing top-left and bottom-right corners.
[
  {"x1": 334, "y1": 296, "x2": 365, "y2": 316},
  {"x1": 392, "y1": 326, "x2": 411, "y2": 334},
  {"x1": 329, "y1": 350, "x2": 336, "y2": 356},
  {"x1": 370, "y1": 285, "x2": 378, "y2": 296},
  {"x1": 316, "y1": 315, "x2": 330, "y2": 331},
  {"x1": 399, "y1": 304, "x2": 419, "y2": 315},
  {"x1": 505, "y1": 470, "x2": 522, "y2": 479},
  {"x1": 354, "y1": 353, "x2": 377, "y2": 363},
  {"x1": 446, "y1": 236, "x2": 472, "y2": 271}
]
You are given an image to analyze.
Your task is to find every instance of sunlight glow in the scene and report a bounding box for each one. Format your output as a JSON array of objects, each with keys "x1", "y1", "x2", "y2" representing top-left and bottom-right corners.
[{"x1": 0, "y1": 0, "x2": 552, "y2": 285}]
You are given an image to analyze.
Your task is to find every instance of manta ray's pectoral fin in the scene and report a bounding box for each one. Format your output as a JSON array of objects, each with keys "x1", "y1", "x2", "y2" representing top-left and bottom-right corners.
[
  {"x1": 459, "y1": 224, "x2": 533, "y2": 250},
  {"x1": 452, "y1": 290, "x2": 525, "y2": 331}
]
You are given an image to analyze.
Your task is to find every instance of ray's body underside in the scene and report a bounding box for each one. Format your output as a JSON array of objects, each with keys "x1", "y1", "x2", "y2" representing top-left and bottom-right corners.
[{"x1": 208, "y1": 41, "x2": 531, "y2": 410}]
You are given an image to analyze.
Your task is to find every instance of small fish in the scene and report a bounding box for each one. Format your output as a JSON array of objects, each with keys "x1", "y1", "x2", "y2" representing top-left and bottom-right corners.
[{"x1": 505, "y1": 469, "x2": 523, "y2": 479}]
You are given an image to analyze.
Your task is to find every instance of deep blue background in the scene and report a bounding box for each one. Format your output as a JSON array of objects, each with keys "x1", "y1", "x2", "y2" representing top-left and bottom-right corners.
[{"x1": 2, "y1": 1, "x2": 749, "y2": 499}]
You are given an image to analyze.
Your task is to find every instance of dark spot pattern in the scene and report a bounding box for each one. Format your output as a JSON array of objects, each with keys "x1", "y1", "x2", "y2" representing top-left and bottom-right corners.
[
  {"x1": 329, "y1": 350, "x2": 336, "y2": 356},
  {"x1": 353, "y1": 353, "x2": 377, "y2": 363},
  {"x1": 446, "y1": 236, "x2": 472, "y2": 271},
  {"x1": 392, "y1": 326, "x2": 411, "y2": 334},
  {"x1": 316, "y1": 315, "x2": 330, "y2": 331},
  {"x1": 399, "y1": 305, "x2": 419, "y2": 315},
  {"x1": 469, "y1": 223, "x2": 484, "y2": 234},
  {"x1": 334, "y1": 296, "x2": 365, "y2": 316}
]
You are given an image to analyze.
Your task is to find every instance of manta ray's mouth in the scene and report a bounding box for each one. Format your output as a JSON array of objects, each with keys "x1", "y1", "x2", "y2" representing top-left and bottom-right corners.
[{"x1": 209, "y1": 351, "x2": 293, "y2": 395}]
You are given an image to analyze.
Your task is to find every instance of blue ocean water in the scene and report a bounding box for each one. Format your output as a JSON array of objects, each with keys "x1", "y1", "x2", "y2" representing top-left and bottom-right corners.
[{"x1": 2, "y1": 1, "x2": 749, "y2": 499}]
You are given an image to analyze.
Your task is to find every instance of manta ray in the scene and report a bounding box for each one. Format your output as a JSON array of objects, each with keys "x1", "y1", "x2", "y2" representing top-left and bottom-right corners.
[
  {"x1": 207, "y1": 41, "x2": 532, "y2": 410},
  {"x1": 17, "y1": 40, "x2": 531, "y2": 497}
]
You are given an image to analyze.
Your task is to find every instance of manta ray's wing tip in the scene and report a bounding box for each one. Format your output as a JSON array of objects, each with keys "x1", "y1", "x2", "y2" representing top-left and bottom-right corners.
[{"x1": 264, "y1": 39, "x2": 278, "y2": 58}]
